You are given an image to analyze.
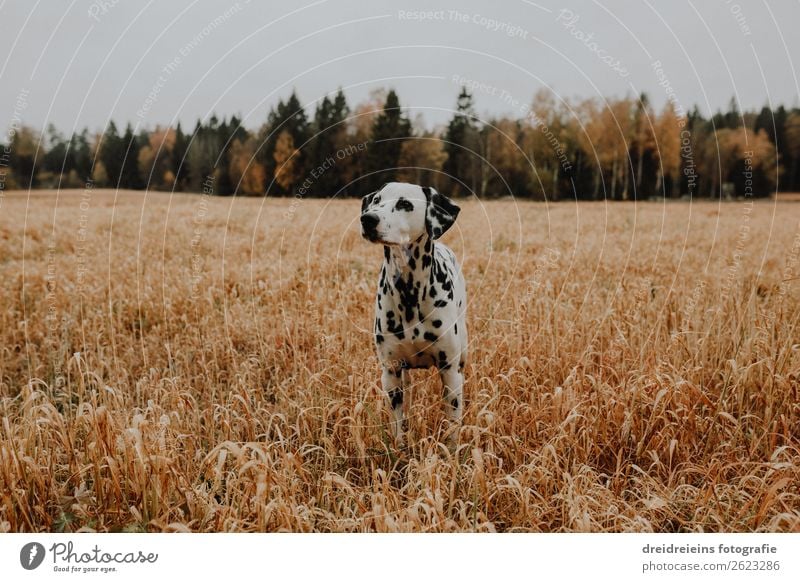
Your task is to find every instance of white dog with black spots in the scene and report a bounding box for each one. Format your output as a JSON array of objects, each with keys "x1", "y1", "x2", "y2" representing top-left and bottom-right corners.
[{"x1": 360, "y1": 182, "x2": 467, "y2": 447}]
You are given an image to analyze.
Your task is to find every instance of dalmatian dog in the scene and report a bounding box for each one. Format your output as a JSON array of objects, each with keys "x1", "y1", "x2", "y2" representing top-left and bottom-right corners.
[{"x1": 360, "y1": 182, "x2": 467, "y2": 447}]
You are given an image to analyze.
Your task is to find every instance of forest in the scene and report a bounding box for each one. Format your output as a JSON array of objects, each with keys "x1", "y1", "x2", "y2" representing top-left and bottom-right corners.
[{"x1": 2, "y1": 87, "x2": 797, "y2": 200}]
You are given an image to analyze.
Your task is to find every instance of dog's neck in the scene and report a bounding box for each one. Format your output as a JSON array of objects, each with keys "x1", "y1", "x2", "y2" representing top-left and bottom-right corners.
[{"x1": 383, "y1": 235, "x2": 432, "y2": 277}]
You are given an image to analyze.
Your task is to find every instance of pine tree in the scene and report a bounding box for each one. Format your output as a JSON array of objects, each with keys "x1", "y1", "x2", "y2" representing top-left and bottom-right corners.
[
  {"x1": 41, "y1": 124, "x2": 70, "y2": 178},
  {"x1": 187, "y1": 120, "x2": 218, "y2": 192},
  {"x1": 172, "y1": 122, "x2": 189, "y2": 191},
  {"x1": 364, "y1": 89, "x2": 411, "y2": 192},
  {"x1": 100, "y1": 121, "x2": 124, "y2": 187},
  {"x1": 443, "y1": 87, "x2": 479, "y2": 197},
  {"x1": 632, "y1": 93, "x2": 656, "y2": 198},
  {"x1": 713, "y1": 97, "x2": 742, "y2": 130},
  {"x1": 783, "y1": 111, "x2": 800, "y2": 191},
  {"x1": 258, "y1": 90, "x2": 309, "y2": 195},
  {"x1": 71, "y1": 129, "x2": 93, "y2": 183},
  {"x1": 215, "y1": 117, "x2": 234, "y2": 195},
  {"x1": 309, "y1": 88, "x2": 350, "y2": 196},
  {"x1": 119, "y1": 124, "x2": 142, "y2": 189},
  {"x1": 754, "y1": 105, "x2": 788, "y2": 190}
]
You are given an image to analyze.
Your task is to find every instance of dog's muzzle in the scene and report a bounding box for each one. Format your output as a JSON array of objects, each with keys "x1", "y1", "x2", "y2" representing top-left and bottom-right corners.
[{"x1": 360, "y1": 213, "x2": 380, "y2": 242}]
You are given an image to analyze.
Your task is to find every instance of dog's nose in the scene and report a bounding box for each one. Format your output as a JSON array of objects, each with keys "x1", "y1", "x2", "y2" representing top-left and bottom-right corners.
[{"x1": 360, "y1": 213, "x2": 379, "y2": 230}]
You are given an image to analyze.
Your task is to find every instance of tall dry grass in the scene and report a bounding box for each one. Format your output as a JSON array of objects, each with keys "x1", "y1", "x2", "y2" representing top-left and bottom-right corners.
[{"x1": 0, "y1": 189, "x2": 798, "y2": 532}]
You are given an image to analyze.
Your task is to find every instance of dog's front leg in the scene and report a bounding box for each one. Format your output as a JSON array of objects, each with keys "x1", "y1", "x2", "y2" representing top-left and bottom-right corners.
[
  {"x1": 381, "y1": 366, "x2": 405, "y2": 445},
  {"x1": 440, "y1": 367, "x2": 463, "y2": 448}
]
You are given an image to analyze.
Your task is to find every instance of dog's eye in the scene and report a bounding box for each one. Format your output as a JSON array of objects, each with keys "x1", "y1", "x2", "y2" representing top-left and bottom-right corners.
[{"x1": 394, "y1": 199, "x2": 414, "y2": 212}]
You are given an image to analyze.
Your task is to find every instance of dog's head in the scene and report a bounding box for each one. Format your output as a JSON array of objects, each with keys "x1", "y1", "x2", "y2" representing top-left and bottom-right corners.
[{"x1": 360, "y1": 182, "x2": 460, "y2": 246}]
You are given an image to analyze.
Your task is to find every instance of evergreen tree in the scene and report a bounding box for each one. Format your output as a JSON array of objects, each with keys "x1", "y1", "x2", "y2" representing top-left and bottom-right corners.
[
  {"x1": 258, "y1": 90, "x2": 310, "y2": 195},
  {"x1": 443, "y1": 87, "x2": 479, "y2": 197},
  {"x1": 631, "y1": 93, "x2": 656, "y2": 199},
  {"x1": 213, "y1": 115, "x2": 249, "y2": 195},
  {"x1": 784, "y1": 110, "x2": 800, "y2": 191},
  {"x1": 364, "y1": 89, "x2": 411, "y2": 192},
  {"x1": 100, "y1": 121, "x2": 124, "y2": 187},
  {"x1": 754, "y1": 105, "x2": 788, "y2": 190},
  {"x1": 119, "y1": 123, "x2": 142, "y2": 189},
  {"x1": 42, "y1": 124, "x2": 72, "y2": 177},
  {"x1": 215, "y1": 117, "x2": 234, "y2": 195},
  {"x1": 71, "y1": 129, "x2": 93, "y2": 183},
  {"x1": 172, "y1": 122, "x2": 189, "y2": 191},
  {"x1": 713, "y1": 97, "x2": 742, "y2": 130},
  {"x1": 187, "y1": 120, "x2": 218, "y2": 192},
  {"x1": 227, "y1": 115, "x2": 249, "y2": 145},
  {"x1": 309, "y1": 88, "x2": 350, "y2": 196}
]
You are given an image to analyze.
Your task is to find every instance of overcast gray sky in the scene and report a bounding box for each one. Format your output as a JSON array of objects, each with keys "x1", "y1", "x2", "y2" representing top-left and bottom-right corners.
[{"x1": 2, "y1": 0, "x2": 799, "y2": 136}]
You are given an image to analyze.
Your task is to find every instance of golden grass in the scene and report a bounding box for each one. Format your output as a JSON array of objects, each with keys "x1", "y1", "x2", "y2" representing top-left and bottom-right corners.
[{"x1": 0, "y1": 189, "x2": 798, "y2": 532}]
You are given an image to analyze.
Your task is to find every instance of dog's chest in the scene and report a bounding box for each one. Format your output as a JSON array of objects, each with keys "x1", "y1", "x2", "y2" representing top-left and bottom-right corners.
[{"x1": 373, "y1": 245, "x2": 462, "y2": 369}]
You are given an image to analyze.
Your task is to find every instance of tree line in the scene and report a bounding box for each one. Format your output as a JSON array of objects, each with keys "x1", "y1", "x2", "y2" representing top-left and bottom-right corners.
[{"x1": 2, "y1": 87, "x2": 799, "y2": 200}]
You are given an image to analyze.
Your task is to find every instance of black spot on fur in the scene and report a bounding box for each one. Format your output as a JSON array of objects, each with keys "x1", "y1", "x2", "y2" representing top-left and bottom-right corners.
[
  {"x1": 390, "y1": 390, "x2": 403, "y2": 408},
  {"x1": 394, "y1": 272, "x2": 420, "y2": 323},
  {"x1": 451, "y1": 398, "x2": 458, "y2": 409},
  {"x1": 394, "y1": 198, "x2": 414, "y2": 212},
  {"x1": 361, "y1": 191, "x2": 376, "y2": 213},
  {"x1": 384, "y1": 246, "x2": 390, "y2": 261},
  {"x1": 386, "y1": 311, "x2": 405, "y2": 340},
  {"x1": 434, "y1": 299, "x2": 447, "y2": 308},
  {"x1": 432, "y1": 320, "x2": 442, "y2": 328},
  {"x1": 376, "y1": 334, "x2": 384, "y2": 344},
  {"x1": 424, "y1": 332, "x2": 438, "y2": 342},
  {"x1": 454, "y1": 323, "x2": 458, "y2": 334}
]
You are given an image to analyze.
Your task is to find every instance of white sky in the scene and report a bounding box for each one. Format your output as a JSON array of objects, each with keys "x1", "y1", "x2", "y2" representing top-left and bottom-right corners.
[{"x1": 1, "y1": 0, "x2": 799, "y2": 137}]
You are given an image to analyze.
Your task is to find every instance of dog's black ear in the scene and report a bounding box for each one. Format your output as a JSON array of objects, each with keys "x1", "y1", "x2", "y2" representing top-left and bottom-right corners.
[{"x1": 423, "y1": 186, "x2": 460, "y2": 239}]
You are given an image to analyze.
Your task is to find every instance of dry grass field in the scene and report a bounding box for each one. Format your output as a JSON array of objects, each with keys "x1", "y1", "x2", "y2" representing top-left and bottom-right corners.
[{"x1": 1, "y1": 189, "x2": 799, "y2": 532}]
